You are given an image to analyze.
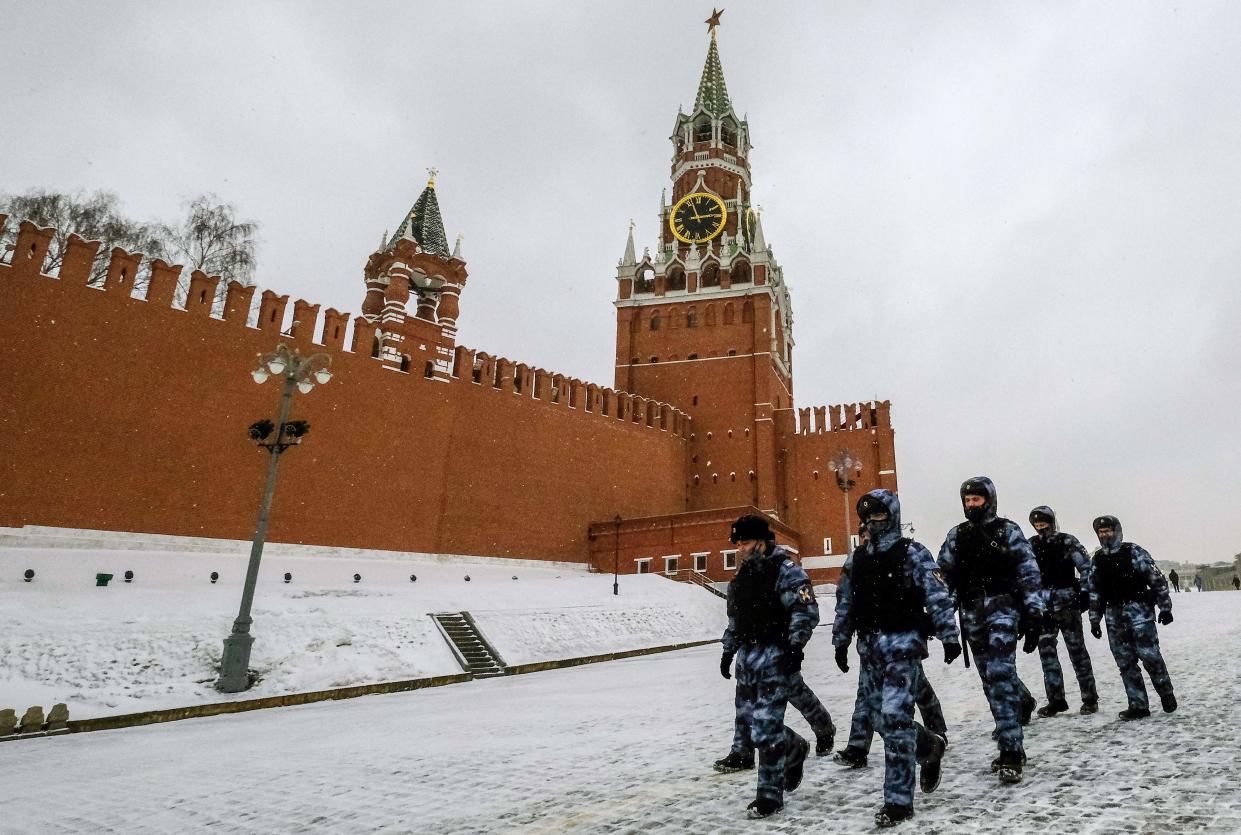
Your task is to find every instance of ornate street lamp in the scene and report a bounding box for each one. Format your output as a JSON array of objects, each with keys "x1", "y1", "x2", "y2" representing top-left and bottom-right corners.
[
  {"x1": 827, "y1": 450, "x2": 863, "y2": 555},
  {"x1": 217, "y1": 343, "x2": 332, "y2": 693}
]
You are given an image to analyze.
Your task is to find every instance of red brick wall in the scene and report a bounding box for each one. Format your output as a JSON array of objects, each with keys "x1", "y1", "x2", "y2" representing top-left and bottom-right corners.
[{"x1": 0, "y1": 220, "x2": 689, "y2": 563}]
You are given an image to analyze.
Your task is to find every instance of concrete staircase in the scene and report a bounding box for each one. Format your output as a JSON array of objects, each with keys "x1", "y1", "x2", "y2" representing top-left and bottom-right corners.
[{"x1": 431, "y1": 612, "x2": 507, "y2": 678}]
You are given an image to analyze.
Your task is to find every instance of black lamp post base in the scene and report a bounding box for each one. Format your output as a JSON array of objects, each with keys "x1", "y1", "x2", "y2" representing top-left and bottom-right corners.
[{"x1": 217, "y1": 633, "x2": 256, "y2": 693}]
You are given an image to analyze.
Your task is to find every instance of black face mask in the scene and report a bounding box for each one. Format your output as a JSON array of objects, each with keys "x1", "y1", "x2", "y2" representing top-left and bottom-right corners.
[
  {"x1": 864, "y1": 518, "x2": 892, "y2": 543},
  {"x1": 963, "y1": 503, "x2": 988, "y2": 523}
]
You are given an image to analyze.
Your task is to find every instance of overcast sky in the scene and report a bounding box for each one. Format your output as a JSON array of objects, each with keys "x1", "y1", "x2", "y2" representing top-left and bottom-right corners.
[{"x1": 3, "y1": 1, "x2": 1239, "y2": 564}]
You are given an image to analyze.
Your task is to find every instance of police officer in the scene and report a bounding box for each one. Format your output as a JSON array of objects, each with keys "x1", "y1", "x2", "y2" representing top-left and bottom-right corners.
[
  {"x1": 1087, "y1": 515, "x2": 1177, "y2": 719},
  {"x1": 1028, "y1": 506, "x2": 1099, "y2": 716},
  {"x1": 937, "y1": 477, "x2": 1044, "y2": 785},
  {"x1": 715, "y1": 586, "x2": 836, "y2": 770},
  {"x1": 833, "y1": 489, "x2": 960, "y2": 828},
  {"x1": 718, "y1": 514, "x2": 818, "y2": 819},
  {"x1": 835, "y1": 523, "x2": 948, "y2": 769}
]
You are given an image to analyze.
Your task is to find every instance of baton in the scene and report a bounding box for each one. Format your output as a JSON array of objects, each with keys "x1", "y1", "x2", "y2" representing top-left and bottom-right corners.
[{"x1": 958, "y1": 608, "x2": 971, "y2": 669}]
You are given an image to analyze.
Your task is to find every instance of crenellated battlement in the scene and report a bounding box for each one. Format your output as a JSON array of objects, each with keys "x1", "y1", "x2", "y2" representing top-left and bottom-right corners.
[
  {"x1": 0, "y1": 215, "x2": 688, "y2": 440},
  {"x1": 785, "y1": 400, "x2": 892, "y2": 436}
]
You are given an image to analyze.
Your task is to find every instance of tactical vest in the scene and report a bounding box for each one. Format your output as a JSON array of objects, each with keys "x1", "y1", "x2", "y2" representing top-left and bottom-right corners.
[
  {"x1": 951, "y1": 518, "x2": 1019, "y2": 607},
  {"x1": 1031, "y1": 533, "x2": 1079, "y2": 590},
  {"x1": 730, "y1": 553, "x2": 788, "y2": 645},
  {"x1": 1091, "y1": 545, "x2": 1152, "y2": 607},
  {"x1": 850, "y1": 539, "x2": 929, "y2": 635}
]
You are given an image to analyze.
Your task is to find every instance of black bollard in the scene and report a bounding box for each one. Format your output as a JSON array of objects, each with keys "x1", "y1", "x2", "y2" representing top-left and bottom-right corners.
[
  {"x1": 283, "y1": 572, "x2": 292, "y2": 584},
  {"x1": 409, "y1": 574, "x2": 417, "y2": 583},
  {"x1": 353, "y1": 573, "x2": 361, "y2": 584},
  {"x1": 124, "y1": 570, "x2": 134, "y2": 583},
  {"x1": 464, "y1": 574, "x2": 471, "y2": 582},
  {"x1": 210, "y1": 571, "x2": 219, "y2": 584},
  {"x1": 23, "y1": 569, "x2": 34, "y2": 583}
]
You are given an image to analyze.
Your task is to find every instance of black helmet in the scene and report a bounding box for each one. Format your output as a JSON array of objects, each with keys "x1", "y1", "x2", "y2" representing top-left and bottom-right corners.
[
  {"x1": 1029, "y1": 506, "x2": 1058, "y2": 533},
  {"x1": 730, "y1": 514, "x2": 772, "y2": 544}
]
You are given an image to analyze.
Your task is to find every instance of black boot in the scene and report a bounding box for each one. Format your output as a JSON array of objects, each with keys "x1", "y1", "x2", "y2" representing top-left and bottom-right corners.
[
  {"x1": 1036, "y1": 699, "x2": 1070, "y2": 717},
  {"x1": 713, "y1": 750, "x2": 754, "y2": 773},
  {"x1": 1118, "y1": 706, "x2": 1152, "y2": 721},
  {"x1": 1080, "y1": 699, "x2": 1099, "y2": 715},
  {"x1": 997, "y1": 750, "x2": 1024, "y2": 784},
  {"x1": 815, "y1": 725, "x2": 836, "y2": 756},
  {"x1": 875, "y1": 804, "x2": 914, "y2": 827},
  {"x1": 746, "y1": 797, "x2": 783, "y2": 819},
  {"x1": 990, "y1": 751, "x2": 1026, "y2": 773},
  {"x1": 919, "y1": 732, "x2": 947, "y2": 793},
  {"x1": 1160, "y1": 693, "x2": 1178, "y2": 713},
  {"x1": 1019, "y1": 693, "x2": 1037, "y2": 726},
  {"x1": 833, "y1": 747, "x2": 868, "y2": 768},
  {"x1": 784, "y1": 733, "x2": 811, "y2": 793}
]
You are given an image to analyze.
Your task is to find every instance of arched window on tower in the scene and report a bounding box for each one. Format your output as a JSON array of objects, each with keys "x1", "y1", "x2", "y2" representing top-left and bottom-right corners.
[
  {"x1": 720, "y1": 118, "x2": 737, "y2": 148},
  {"x1": 666, "y1": 266, "x2": 687, "y2": 292},
  {"x1": 730, "y1": 260, "x2": 752, "y2": 285},
  {"x1": 742, "y1": 299, "x2": 755, "y2": 323},
  {"x1": 724, "y1": 302, "x2": 735, "y2": 324},
  {"x1": 700, "y1": 261, "x2": 720, "y2": 288},
  {"x1": 650, "y1": 311, "x2": 661, "y2": 331},
  {"x1": 694, "y1": 116, "x2": 712, "y2": 143},
  {"x1": 371, "y1": 332, "x2": 382, "y2": 359},
  {"x1": 705, "y1": 304, "x2": 717, "y2": 326},
  {"x1": 635, "y1": 266, "x2": 655, "y2": 293},
  {"x1": 686, "y1": 307, "x2": 698, "y2": 328}
]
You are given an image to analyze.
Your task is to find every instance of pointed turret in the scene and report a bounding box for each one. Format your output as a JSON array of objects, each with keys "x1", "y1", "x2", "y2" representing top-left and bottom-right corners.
[
  {"x1": 621, "y1": 220, "x2": 637, "y2": 266},
  {"x1": 751, "y1": 206, "x2": 767, "y2": 252},
  {"x1": 387, "y1": 169, "x2": 451, "y2": 258}
]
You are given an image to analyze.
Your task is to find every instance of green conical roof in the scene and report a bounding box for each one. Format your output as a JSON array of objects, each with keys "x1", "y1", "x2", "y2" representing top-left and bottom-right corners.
[
  {"x1": 694, "y1": 34, "x2": 733, "y2": 117},
  {"x1": 388, "y1": 176, "x2": 450, "y2": 258}
]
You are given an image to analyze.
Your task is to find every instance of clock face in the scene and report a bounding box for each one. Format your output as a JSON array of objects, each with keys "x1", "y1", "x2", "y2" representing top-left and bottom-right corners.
[{"x1": 669, "y1": 192, "x2": 727, "y2": 244}]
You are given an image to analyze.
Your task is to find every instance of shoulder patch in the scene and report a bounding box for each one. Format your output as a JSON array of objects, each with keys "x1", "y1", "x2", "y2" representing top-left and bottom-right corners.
[
  {"x1": 797, "y1": 584, "x2": 816, "y2": 604},
  {"x1": 931, "y1": 568, "x2": 946, "y2": 586}
]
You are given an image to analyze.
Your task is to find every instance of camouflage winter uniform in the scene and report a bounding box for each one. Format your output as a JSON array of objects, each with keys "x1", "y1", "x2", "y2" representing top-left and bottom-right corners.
[
  {"x1": 938, "y1": 477, "x2": 1045, "y2": 757},
  {"x1": 722, "y1": 543, "x2": 819, "y2": 803},
  {"x1": 1029, "y1": 506, "x2": 1098, "y2": 706},
  {"x1": 833, "y1": 490, "x2": 959, "y2": 809},
  {"x1": 1087, "y1": 518, "x2": 1175, "y2": 711},
  {"x1": 845, "y1": 663, "x2": 946, "y2": 754},
  {"x1": 726, "y1": 578, "x2": 834, "y2": 756}
]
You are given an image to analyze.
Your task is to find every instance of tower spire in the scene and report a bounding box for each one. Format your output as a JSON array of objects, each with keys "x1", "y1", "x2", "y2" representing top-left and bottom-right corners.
[
  {"x1": 621, "y1": 219, "x2": 636, "y2": 266},
  {"x1": 387, "y1": 169, "x2": 450, "y2": 257},
  {"x1": 695, "y1": 9, "x2": 732, "y2": 117}
]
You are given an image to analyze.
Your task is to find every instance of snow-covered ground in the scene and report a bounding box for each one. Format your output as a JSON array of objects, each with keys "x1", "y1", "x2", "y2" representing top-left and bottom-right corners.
[
  {"x1": 0, "y1": 546, "x2": 725, "y2": 719},
  {"x1": 2, "y1": 589, "x2": 1238, "y2": 832}
]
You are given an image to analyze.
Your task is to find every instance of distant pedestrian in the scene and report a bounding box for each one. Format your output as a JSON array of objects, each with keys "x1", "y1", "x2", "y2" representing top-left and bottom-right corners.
[
  {"x1": 1087, "y1": 515, "x2": 1177, "y2": 719},
  {"x1": 717, "y1": 514, "x2": 818, "y2": 819},
  {"x1": 1232, "y1": 575, "x2": 1240, "y2": 591},
  {"x1": 1194, "y1": 574, "x2": 1203, "y2": 593},
  {"x1": 1168, "y1": 569, "x2": 1180, "y2": 593}
]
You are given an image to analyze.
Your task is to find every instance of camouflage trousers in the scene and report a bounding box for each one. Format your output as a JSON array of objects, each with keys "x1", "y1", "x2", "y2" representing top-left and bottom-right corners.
[
  {"x1": 1104, "y1": 603, "x2": 1174, "y2": 710},
  {"x1": 857, "y1": 635, "x2": 939, "y2": 808},
  {"x1": 734, "y1": 642, "x2": 807, "y2": 802},
  {"x1": 732, "y1": 670, "x2": 833, "y2": 754},
  {"x1": 961, "y1": 602, "x2": 1033, "y2": 755},
  {"x1": 847, "y1": 660, "x2": 945, "y2": 753},
  {"x1": 1039, "y1": 589, "x2": 1097, "y2": 704}
]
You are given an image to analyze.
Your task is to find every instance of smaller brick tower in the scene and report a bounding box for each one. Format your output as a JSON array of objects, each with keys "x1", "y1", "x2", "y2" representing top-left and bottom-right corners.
[{"x1": 361, "y1": 171, "x2": 468, "y2": 379}]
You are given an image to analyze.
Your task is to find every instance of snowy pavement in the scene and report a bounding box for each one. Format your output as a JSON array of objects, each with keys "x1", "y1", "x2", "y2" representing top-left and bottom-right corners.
[{"x1": 3, "y1": 591, "x2": 1239, "y2": 833}]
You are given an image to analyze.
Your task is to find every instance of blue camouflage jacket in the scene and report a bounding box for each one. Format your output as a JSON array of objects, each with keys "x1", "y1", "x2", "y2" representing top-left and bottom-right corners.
[
  {"x1": 1087, "y1": 542, "x2": 1172, "y2": 627},
  {"x1": 722, "y1": 544, "x2": 819, "y2": 653},
  {"x1": 832, "y1": 540, "x2": 960, "y2": 657},
  {"x1": 938, "y1": 518, "x2": 1045, "y2": 625}
]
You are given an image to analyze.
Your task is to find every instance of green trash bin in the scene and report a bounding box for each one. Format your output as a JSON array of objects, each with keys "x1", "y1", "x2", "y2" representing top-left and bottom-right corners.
[{"x1": 95, "y1": 573, "x2": 113, "y2": 587}]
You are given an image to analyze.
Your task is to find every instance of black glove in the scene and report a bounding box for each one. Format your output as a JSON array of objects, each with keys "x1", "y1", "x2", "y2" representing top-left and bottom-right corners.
[
  {"x1": 1021, "y1": 631, "x2": 1039, "y2": 654},
  {"x1": 1077, "y1": 591, "x2": 1091, "y2": 612},
  {"x1": 1090, "y1": 622, "x2": 1102, "y2": 639},
  {"x1": 1158, "y1": 610, "x2": 1174, "y2": 626},
  {"x1": 943, "y1": 641, "x2": 962, "y2": 665},
  {"x1": 835, "y1": 644, "x2": 850, "y2": 673},
  {"x1": 783, "y1": 647, "x2": 804, "y2": 674},
  {"x1": 720, "y1": 652, "x2": 734, "y2": 680}
]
